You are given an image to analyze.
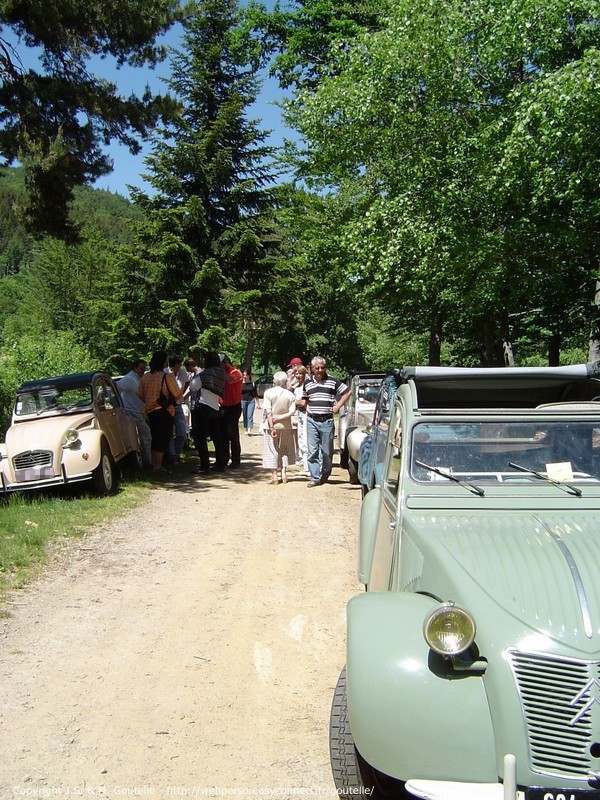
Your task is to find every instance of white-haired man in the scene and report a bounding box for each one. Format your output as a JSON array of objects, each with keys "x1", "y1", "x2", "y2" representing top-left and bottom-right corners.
[{"x1": 299, "y1": 356, "x2": 351, "y2": 487}]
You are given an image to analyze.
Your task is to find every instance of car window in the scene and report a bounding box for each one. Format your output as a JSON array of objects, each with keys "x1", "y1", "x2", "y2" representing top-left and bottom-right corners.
[
  {"x1": 410, "y1": 420, "x2": 600, "y2": 483},
  {"x1": 14, "y1": 385, "x2": 92, "y2": 416},
  {"x1": 95, "y1": 379, "x2": 113, "y2": 410},
  {"x1": 104, "y1": 380, "x2": 120, "y2": 410},
  {"x1": 384, "y1": 406, "x2": 403, "y2": 496},
  {"x1": 373, "y1": 380, "x2": 392, "y2": 427}
]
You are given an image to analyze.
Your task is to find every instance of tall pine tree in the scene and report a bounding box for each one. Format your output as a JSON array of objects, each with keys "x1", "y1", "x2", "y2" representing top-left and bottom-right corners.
[{"x1": 123, "y1": 0, "x2": 284, "y2": 357}]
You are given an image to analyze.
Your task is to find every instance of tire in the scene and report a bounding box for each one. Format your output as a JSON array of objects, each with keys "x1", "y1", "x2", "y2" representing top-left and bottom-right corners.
[
  {"x1": 348, "y1": 456, "x2": 359, "y2": 485},
  {"x1": 91, "y1": 441, "x2": 118, "y2": 495},
  {"x1": 340, "y1": 446, "x2": 349, "y2": 469},
  {"x1": 330, "y1": 668, "x2": 408, "y2": 799}
]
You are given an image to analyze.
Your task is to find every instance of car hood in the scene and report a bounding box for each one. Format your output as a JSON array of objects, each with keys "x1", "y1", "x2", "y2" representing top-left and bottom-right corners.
[
  {"x1": 6, "y1": 413, "x2": 95, "y2": 453},
  {"x1": 408, "y1": 511, "x2": 600, "y2": 649}
]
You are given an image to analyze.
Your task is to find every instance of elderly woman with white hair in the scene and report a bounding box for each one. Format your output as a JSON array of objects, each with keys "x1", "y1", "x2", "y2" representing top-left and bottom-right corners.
[{"x1": 262, "y1": 371, "x2": 296, "y2": 484}]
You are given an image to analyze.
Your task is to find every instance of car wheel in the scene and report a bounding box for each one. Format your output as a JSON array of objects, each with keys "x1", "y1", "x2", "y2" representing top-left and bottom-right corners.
[
  {"x1": 330, "y1": 668, "x2": 408, "y2": 799},
  {"x1": 348, "y1": 456, "x2": 359, "y2": 484},
  {"x1": 91, "y1": 441, "x2": 118, "y2": 495}
]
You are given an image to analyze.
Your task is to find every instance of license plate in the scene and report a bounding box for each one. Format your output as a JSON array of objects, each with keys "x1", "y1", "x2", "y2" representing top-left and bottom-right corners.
[
  {"x1": 15, "y1": 466, "x2": 54, "y2": 482},
  {"x1": 526, "y1": 790, "x2": 600, "y2": 800}
]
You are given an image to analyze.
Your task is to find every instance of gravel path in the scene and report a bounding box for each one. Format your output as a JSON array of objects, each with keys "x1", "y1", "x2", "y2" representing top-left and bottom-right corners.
[{"x1": 0, "y1": 429, "x2": 361, "y2": 800}]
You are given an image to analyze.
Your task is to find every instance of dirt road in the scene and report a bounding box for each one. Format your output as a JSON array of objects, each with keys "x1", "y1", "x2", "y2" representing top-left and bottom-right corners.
[{"x1": 0, "y1": 431, "x2": 362, "y2": 800}]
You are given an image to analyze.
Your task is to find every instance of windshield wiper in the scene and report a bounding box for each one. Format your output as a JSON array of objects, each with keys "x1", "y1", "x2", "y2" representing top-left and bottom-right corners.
[
  {"x1": 415, "y1": 460, "x2": 485, "y2": 497},
  {"x1": 508, "y1": 461, "x2": 582, "y2": 497}
]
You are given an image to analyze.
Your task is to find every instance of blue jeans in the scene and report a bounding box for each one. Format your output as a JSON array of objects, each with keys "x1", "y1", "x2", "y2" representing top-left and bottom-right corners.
[
  {"x1": 306, "y1": 416, "x2": 335, "y2": 482},
  {"x1": 241, "y1": 398, "x2": 256, "y2": 431},
  {"x1": 168, "y1": 404, "x2": 187, "y2": 461}
]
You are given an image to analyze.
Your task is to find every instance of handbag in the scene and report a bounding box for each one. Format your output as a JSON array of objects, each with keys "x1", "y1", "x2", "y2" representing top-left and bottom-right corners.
[{"x1": 156, "y1": 374, "x2": 175, "y2": 409}]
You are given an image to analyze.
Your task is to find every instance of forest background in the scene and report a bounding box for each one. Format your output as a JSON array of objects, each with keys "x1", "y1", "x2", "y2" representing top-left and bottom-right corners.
[{"x1": 0, "y1": 0, "x2": 598, "y2": 434}]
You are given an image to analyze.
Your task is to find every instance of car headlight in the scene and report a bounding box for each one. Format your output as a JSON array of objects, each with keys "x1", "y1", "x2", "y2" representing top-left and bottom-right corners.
[
  {"x1": 423, "y1": 602, "x2": 476, "y2": 656},
  {"x1": 64, "y1": 428, "x2": 80, "y2": 446}
]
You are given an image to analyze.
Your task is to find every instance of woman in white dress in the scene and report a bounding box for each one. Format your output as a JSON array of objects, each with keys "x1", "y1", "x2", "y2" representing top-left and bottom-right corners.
[{"x1": 262, "y1": 371, "x2": 296, "y2": 484}]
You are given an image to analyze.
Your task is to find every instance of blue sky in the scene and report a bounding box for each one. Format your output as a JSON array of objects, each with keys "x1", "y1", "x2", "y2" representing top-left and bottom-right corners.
[
  {"x1": 94, "y1": 22, "x2": 290, "y2": 197},
  {"x1": 3, "y1": 8, "x2": 291, "y2": 198}
]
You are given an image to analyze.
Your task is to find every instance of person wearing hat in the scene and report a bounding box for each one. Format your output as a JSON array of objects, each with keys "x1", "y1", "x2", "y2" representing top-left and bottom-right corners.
[{"x1": 286, "y1": 357, "x2": 303, "y2": 370}]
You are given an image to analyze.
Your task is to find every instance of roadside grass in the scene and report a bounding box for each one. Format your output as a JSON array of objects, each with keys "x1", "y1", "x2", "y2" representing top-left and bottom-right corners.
[
  {"x1": 0, "y1": 438, "x2": 204, "y2": 604},
  {"x1": 0, "y1": 477, "x2": 152, "y2": 603}
]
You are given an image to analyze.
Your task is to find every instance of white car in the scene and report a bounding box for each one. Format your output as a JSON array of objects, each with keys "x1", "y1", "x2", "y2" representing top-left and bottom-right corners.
[
  {"x1": 0, "y1": 371, "x2": 140, "y2": 495},
  {"x1": 338, "y1": 372, "x2": 386, "y2": 483}
]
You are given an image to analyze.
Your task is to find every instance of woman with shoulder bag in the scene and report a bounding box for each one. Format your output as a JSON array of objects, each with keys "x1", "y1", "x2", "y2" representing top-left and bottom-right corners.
[
  {"x1": 137, "y1": 351, "x2": 182, "y2": 473},
  {"x1": 262, "y1": 371, "x2": 296, "y2": 484}
]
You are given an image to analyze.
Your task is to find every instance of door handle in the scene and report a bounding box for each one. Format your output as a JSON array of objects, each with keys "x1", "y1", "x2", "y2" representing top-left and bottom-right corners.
[{"x1": 388, "y1": 521, "x2": 396, "y2": 530}]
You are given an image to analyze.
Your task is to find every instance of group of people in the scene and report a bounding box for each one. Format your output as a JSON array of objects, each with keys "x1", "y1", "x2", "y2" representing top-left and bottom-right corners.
[
  {"x1": 118, "y1": 350, "x2": 244, "y2": 475},
  {"x1": 118, "y1": 349, "x2": 351, "y2": 485},
  {"x1": 261, "y1": 355, "x2": 350, "y2": 487}
]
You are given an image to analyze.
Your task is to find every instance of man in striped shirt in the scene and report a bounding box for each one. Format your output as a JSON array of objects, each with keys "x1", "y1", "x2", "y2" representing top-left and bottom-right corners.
[{"x1": 300, "y1": 355, "x2": 351, "y2": 486}]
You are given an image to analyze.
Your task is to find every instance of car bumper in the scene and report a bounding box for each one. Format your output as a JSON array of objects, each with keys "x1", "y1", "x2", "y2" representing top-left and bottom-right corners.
[
  {"x1": 406, "y1": 755, "x2": 521, "y2": 800},
  {"x1": 0, "y1": 467, "x2": 93, "y2": 493}
]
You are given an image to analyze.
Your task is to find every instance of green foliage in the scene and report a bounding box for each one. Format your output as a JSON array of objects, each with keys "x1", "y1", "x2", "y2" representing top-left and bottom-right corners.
[
  {"x1": 245, "y1": 0, "x2": 386, "y2": 91},
  {"x1": 0, "y1": 330, "x2": 94, "y2": 435},
  {"x1": 272, "y1": 0, "x2": 599, "y2": 365},
  {"x1": 0, "y1": 168, "x2": 147, "y2": 376},
  {"x1": 356, "y1": 306, "x2": 429, "y2": 370},
  {"x1": 0, "y1": 0, "x2": 181, "y2": 237}
]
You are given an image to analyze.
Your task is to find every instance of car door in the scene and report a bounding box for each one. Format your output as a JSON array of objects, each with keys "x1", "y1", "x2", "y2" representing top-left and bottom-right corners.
[
  {"x1": 106, "y1": 377, "x2": 136, "y2": 455},
  {"x1": 367, "y1": 377, "x2": 394, "y2": 491},
  {"x1": 369, "y1": 399, "x2": 404, "y2": 591},
  {"x1": 94, "y1": 376, "x2": 126, "y2": 459}
]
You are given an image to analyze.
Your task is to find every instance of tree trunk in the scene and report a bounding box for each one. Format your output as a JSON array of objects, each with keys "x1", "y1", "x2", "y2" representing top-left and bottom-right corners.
[
  {"x1": 588, "y1": 280, "x2": 600, "y2": 362},
  {"x1": 483, "y1": 320, "x2": 494, "y2": 366},
  {"x1": 243, "y1": 337, "x2": 254, "y2": 372},
  {"x1": 548, "y1": 331, "x2": 561, "y2": 367},
  {"x1": 428, "y1": 314, "x2": 442, "y2": 366},
  {"x1": 503, "y1": 340, "x2": 515, "y2": 366},
  {"x1": 501, "y1": 309, "x2": 514, "y2": 366}
]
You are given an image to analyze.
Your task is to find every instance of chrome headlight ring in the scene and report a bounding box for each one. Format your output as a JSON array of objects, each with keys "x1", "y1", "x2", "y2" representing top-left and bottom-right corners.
[
  {"x1": 63, "y1": 428, "x2": 81, "y2": 448},
  {"x1": 423, "y1": 602, "x2": 476, "y2": 656}
]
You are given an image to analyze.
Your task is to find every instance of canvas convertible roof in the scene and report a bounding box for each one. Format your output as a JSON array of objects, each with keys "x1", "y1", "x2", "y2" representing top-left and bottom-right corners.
[
  {"x1": 17, "y1": 372, "x2": 106, "y2": 393},
  {"x1": 399, "y1": 364, "x2": 600, "y2": 409}
]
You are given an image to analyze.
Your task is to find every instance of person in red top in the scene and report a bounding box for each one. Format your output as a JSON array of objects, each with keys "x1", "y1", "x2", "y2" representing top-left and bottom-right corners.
[{"x1": 219, "y1": 354, "x2": 243, "y2": 468}]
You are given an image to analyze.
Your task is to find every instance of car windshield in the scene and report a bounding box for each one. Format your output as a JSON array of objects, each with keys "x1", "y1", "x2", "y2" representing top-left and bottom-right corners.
[
  {"x1": 15, "y1": 385, "x2": 93, "y2": 417},
  {"x1": 411, "y1": 419, "x2": 600, "y2": 484}
]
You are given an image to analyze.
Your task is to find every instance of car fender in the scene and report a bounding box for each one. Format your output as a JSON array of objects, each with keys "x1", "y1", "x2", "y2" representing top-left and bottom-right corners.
[
  {"x1": 358, "y1": 433, "x2": 372, "y2": 486},
  {"x1": 61, "y1": 430, "x2": 106, "y2": 474},
  {"x1": 357, "y1": 487, "x2": 382, "y2": 584},
  {"x1": 346, "y1": 591, "x2": 497, "y2": 783},
  {"x1": 346, "y1": 426, "x2": 366, "y2": 462}
]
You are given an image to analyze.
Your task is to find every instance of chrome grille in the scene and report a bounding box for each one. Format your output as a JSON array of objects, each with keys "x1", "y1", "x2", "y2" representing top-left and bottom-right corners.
[
  {"x1": 509, "y1": 650, "x2": 598, "y2": 777},
  {"x1": 13, "y1": 450, "x2": 53, "y2": 471}
]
